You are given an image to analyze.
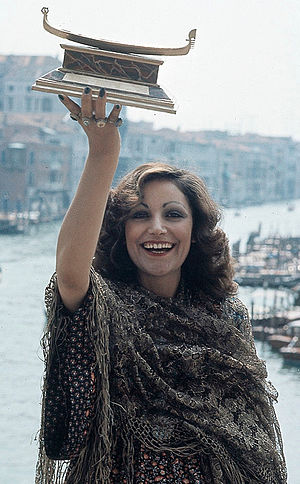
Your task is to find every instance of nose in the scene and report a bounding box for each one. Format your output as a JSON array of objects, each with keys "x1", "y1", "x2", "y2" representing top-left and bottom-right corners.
[{"x1": 148, "y1": 215, "x2": 167, "y2": 235}]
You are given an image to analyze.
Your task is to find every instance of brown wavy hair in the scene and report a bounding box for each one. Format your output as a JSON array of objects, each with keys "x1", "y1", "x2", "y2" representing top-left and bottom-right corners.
[{"x1": 93, "y1": 162, "x2": 237, "y2": 300}]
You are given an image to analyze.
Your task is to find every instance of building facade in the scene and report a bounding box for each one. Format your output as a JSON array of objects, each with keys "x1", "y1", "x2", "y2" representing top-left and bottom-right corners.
[
  {"x1": 122, "y1": 124, "x2": 300, "y2": 206},
  {"x1": 0, "y1": 120, "x2": 72, "y2": 219},
  {"x1": 0, "y1": 55, "x2": 65, "y2": 115},
  {"x1": 0, "y1": 55, "x2": 88, "y2": 220},
  {"x1": 1, "y1": 54, "x2": 300, "y2": 219}
]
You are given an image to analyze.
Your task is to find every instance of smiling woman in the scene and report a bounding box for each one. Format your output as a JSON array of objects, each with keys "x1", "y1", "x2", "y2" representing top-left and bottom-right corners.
[
  {"x1": 94, "y1": 163, "x2": 237, "y2": 302},
  {"x1": 36, "y1": 89, "x2": 287, "y2": 484},
  {"x1": 115, "y1": 179, "x2": 193, "y2": 297}
]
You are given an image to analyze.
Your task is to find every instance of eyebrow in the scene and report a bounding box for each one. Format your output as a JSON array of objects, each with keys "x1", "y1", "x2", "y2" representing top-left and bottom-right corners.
[{"x1": 139, "y1": 201, "x2": 188, "y2": 209}]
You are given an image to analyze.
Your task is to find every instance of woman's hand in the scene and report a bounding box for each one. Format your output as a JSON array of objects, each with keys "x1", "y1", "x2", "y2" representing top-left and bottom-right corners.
[{"x1": 58, "y1": 87, "x2": 122, "y2": 161}]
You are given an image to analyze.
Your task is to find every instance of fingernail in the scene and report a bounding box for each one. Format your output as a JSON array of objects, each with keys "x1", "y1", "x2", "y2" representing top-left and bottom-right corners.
[
  {"x1": 99, "y1": 87, "x2": 105, "y2": 98},
  {"x1": 115, "y1": 104, "x2": 120, "y2": 109},
  {"x1": 58, "y1": 94, "x2": 64, "y2": 101},
  {"x1": 84, "y1": 86, "x2": 91, "y2": 94}
]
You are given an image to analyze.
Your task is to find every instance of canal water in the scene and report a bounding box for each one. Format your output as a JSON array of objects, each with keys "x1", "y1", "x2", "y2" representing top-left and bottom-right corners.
[{"x1": 0, "y1": 199, "x2": 300, "y2": 483}]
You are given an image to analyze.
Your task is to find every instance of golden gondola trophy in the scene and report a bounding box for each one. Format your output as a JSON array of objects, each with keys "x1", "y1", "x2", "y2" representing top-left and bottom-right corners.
[{"x1": 32, "y1": 8, "x2": 196, "y2": 114}]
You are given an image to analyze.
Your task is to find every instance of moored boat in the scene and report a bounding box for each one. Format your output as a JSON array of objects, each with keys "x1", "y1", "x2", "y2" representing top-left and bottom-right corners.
[
  {"x1": 280, "y1": 336, "x2": 300, "y2": 362},
  {"x1": 267, "y1": 320, "x2": 300, "y2": 349},
  {"x1": 252, "y1": 326, "x2": 277, "y2": 340},
  {"x1": 268, "y1": 334, "x2": 293, "y2": 349}
]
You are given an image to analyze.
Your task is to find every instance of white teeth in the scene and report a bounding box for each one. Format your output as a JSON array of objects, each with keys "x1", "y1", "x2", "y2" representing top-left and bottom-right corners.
[{"x1": 143, "y1": 242, "x2": 173, "y2": 249}]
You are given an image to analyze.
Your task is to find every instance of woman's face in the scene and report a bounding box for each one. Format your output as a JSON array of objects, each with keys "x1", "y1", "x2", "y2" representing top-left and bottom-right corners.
[{"x1": 125, "y1": 179, "x2": 193, "y2": 296}]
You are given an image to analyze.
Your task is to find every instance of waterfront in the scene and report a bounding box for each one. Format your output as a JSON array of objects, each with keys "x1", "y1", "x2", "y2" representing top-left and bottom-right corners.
[{"x1": 0, "y1": 200, "x2": 300, "y2": 483}]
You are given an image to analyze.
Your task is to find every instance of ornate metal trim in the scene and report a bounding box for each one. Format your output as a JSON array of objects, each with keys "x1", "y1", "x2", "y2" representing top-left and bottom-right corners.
[{"x1": 41, "y1": 7, "x2": 196, "y2": 56}]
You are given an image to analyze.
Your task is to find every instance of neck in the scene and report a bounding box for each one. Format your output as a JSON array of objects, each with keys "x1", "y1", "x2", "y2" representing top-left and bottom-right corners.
[{"x1": 138, "y1": 272, "x2": 181, "y2": 298}]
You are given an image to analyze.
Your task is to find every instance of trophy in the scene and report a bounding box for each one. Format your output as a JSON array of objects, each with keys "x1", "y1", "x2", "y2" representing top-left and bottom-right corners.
[{"x1": 32, "y1": 8, "x2": 196, "y2": 114}]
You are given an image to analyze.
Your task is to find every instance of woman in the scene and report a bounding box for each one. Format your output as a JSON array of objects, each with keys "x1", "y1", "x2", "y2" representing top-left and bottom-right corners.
[{"x1": 36, "y1": 88, "x2": 287, "y2": 483}]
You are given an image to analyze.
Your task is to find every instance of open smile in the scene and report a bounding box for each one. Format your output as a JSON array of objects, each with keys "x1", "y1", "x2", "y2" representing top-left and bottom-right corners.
[{"x1": 141, "y1": 242, "x2": 176, "y2": 255}]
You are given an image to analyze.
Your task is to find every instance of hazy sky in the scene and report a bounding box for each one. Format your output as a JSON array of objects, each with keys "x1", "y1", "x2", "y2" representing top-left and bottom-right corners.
[{"x1": 1, "y1": 0, "x2": 299, "y2": 139}]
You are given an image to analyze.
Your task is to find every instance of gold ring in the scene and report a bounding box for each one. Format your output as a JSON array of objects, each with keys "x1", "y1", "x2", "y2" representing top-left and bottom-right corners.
[
  {"x1": 95, "y1": 117, "x2": 108, "y2": 128},
  {"x1": 107, "y1": 117, "x2": 123, "y2": 127},
  {"x1": 82, "y1": 116, "x2": 93, "y2": 127}
]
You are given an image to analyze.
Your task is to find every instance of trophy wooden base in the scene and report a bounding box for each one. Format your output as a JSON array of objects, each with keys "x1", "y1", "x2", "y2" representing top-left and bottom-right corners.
[{"x1": 32, "y1": 44, "x2": 176, "y2": 114}]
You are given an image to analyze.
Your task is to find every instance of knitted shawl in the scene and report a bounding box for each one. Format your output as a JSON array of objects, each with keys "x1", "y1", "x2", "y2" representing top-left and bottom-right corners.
[{"x1": 36, "y1": 268, "x2": 287, "y2": 484}]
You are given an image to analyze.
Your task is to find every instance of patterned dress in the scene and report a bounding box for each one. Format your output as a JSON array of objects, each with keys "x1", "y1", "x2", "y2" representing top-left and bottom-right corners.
[{"x1": 44, "y1": 289, "x2": 206, "y2": 483}]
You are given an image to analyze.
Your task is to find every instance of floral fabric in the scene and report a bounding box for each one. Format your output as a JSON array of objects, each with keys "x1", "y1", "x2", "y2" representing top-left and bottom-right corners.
[{"x1": 111, "y1": 445, "x2": 205, "y2": 483}]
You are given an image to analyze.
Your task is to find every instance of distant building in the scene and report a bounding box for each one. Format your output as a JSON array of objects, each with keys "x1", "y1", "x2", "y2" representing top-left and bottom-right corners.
[
  {"x1": 0, "y1": 116, "x2": 73, "y2": 218},
  {"x1": 0, "y1": 55, "x2": 89, "y2": 218},
  {"x1": 122, "y1": 124, "x2": 300, "y2": 206},
  {"x1": 0, "y1": 54, "x2": 132, "y2": 219},
  {"x1": 0, "y1": 54, "x2": 299, "y2": 214},
  {"x1": 0, "y1": 55, "x2": 65, "y2": 114}
]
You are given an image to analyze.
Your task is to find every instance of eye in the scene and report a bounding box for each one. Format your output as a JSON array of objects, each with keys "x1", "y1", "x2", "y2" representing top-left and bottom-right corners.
[
  {"x1": 131, "y1": 210, "x2": 149, "y2": 219},
  {"x1": 165, "y1": 210, "x2": 184, "y2": 218}
]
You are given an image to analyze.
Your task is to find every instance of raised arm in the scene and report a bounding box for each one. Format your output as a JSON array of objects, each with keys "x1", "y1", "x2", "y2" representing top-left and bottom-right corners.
[{"x1": 56, "y1": 88, "x2": 121, "y2": 312}]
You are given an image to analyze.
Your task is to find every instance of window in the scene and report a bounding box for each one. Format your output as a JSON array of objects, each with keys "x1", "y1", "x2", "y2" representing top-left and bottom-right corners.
[
  {"x1": 135, "y1": 139, "x2": 143, "y2": 152},
  {"x1": 41, "y1": 98, "x2": 53, "y2": 112},
  {"x1": 28, "y1": 171, "x2": 35, "y2": 186},
  {"x1": 169, "y1": 142, "x2": 176, "y2": 153},
  {"x1": 7, "y1": 147, "x2": 26, "y2": 170},
  {"x1": 8, "y1": 85, "x2": 14, "y2": 92},
  {"x1": 25, "y1": 97, "x2": 32, "y2": 112},
  {"x1": 7, "y1": 97, "x2": 14, "y2": 110},
  {"x1": 49, "y1": 170, "x2": 61, "y2": 183}
]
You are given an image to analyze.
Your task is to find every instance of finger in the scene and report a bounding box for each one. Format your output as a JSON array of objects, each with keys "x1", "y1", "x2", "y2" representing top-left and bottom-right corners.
[
  {"x1": 107, "y1": 104, "x2": 122, "y2": 123},
  {"x1": 58, "y1": 94, "x2": 81, "y2": 115},
  {"x1": 81, "y1": 87, "x2": 93, "y2": 118},
  {"x1": 94, "y1": 87, "x2": 107, "y2": 120}
]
